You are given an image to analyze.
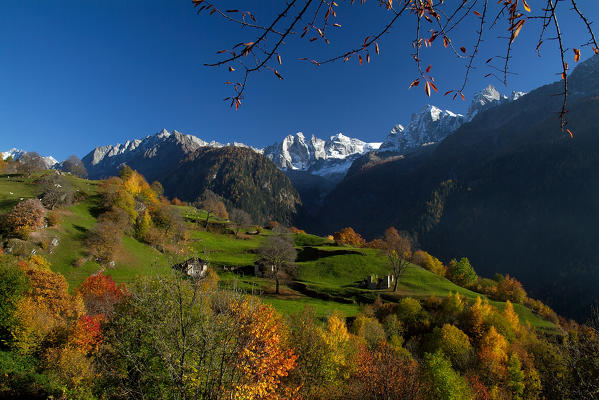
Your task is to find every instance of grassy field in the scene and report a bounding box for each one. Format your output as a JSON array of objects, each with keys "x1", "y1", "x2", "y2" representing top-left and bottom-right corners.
[
  {"x1": 0, "y1": 173, "x2": 43, "y2": 212},
  {"x1": 0, "y1": 173, "x2": 558, "y2": 331}
]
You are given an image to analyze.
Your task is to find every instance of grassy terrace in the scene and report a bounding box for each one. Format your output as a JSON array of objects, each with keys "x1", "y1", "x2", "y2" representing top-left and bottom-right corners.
[{"x1": 0, "y1": 173, "x2": 558, "y2": 331}]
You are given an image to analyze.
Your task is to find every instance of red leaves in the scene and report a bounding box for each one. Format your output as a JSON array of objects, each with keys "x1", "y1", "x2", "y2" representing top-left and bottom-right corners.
[
  {"x1": 574, "y1": 48, "x2": 581, "y2": 63},
  {"x1": 273, "y1": 69, "x2": 283, "y2": 80},
  {"x1": 77, "y1": 272, "x2": 128, "y2": 317},
  {"x1": 567, "y1": 129, "x2": 574, "y2": 139},
  {"x1": 460, "y1": 46, "x2": 467, "y2": 54}
]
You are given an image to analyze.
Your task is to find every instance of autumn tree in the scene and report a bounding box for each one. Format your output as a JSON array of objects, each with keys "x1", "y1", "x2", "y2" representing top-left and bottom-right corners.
[
  {"x1": 0, "y1": 257, "x2": 28, "y2": 347},
  {"x1": 76, "y1": 272, "x2": 127, "y2": 317},
  {"x1": 495, "y1": 275, "x2": 527, "y2": 304},
  {"x1": 353, "y1": 342, "x2": 424, "y2": 400},
  {"x1": 478, "y1": 326, "x2": 509, "y2": 385},
  {"x1": 150, "y1": 180, "x2": 164, "y2": 197},
  {"x1": 98, "y1": 273, "x2": 297, "y2": 399},
  {"x1": 11, "y1": 256, "x2": 84, "y2": 354},
  {"x1": 230, "y1": 207, "x2": 252, "y2": 236},
  {"x1": 333, "y1": 227, "x2": 365, "y2": 247},
  {"x1": 258, "y1": 234, "x2": 297, "y2": 294},
  {"x1": 198, "y1": 189, "x2": 228, "y2": 227},
  {"x1": 435, "y1": 324, "x2": 474, "y2": 372},
  {"x1": 384, "y1": 227, "x2": 413, "y2": 291},
  {"x1": 352, "y1": 314, "x2": 386, "y2": 349},
  {"x1": 413, "y1": 249, "x2": 447, "y2": 276},
  {"x1": 2, "y1": 198, "x2": 46, "y2": 239},
  {"x1": 287, "y1": 306, "x2": 335, "y2": 398}
]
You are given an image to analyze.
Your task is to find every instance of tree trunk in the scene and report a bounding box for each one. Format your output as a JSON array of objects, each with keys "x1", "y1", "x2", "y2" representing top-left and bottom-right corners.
[
  {"x1": 275, "y1": 276, "x2": 280, "y2": 294},
  {"x1": 393, "y1": 276, "x2": 399, "y2": 292},
  {"x1": 205, "y1": 211, "x2": 211, "y2": 228}
]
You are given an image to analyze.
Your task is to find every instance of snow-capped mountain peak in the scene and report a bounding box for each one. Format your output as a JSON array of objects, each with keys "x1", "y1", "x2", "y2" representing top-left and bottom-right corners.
[
  {"x1": 466, "y1": 84, "x2": 527, "y2": 121},
  {"x1": 379, "y1": 105, "x2": 464, "y2": 153},
  {"x1": 2, "y1": 148, "x2": 58, "y2": 168},
  {"x1": 262, "y1": 132, "x2": 381, "y2": 179},
  {"x1": 380, "y1": 84, "x2": 527, "y2": 154}
]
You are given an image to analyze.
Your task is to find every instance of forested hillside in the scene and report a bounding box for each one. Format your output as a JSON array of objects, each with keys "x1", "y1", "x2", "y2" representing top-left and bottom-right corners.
[
  {"x1": 313, "y1": 57, "x2": 599, "y2": 320},
  {"x1": 160, "y1": 146, "x2": 301, "y2": 225},
  {"x1": 1, "y1": 165, "x2": 598, "y2": 399}
]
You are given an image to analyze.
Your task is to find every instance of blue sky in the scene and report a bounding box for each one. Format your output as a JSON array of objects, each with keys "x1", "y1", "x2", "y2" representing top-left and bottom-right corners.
[{"x1": 2, "y1": 1, "x2": 598, "y2": 161}]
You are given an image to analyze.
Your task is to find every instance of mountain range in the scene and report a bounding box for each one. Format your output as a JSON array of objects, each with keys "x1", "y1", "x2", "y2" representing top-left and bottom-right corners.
[{"x1": 7, "y1": 55, "x2": 599, "y2": 319}]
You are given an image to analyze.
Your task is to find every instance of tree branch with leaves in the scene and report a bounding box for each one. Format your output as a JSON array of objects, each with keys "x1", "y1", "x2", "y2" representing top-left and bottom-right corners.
[{"x1": 195, "y1": 0, "x2": 598, "y2": 134}]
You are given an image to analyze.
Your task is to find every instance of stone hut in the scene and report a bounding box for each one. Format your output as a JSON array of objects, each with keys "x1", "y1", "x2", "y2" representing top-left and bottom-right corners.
[
  {"x1": 363, "y1": 274, "x2": 395, "y2": 290},
  {"x1": 173, "y1": 257, "x2": 209, "y2": 278}
]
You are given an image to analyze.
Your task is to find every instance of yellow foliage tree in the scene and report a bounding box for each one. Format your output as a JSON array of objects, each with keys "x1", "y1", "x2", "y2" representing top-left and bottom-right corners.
[
  {"x1": 479, "y1": 326, "x2": 509, "y2": 384},
  {"x1": 229, "y1": 300, "x2": 298, "y2": 400},
  {"x1": 503, "y1": 301, "x2": 520, "y2": 333},
  {"x1": 319, "y1": 312, "x2": 356, "y2": 383},
  {"x1": 413, "y1": 250, "x2": 447, "y2": 276},
  {"x1": 12, "y1": 257, "x2": 84, "y2": 354}
]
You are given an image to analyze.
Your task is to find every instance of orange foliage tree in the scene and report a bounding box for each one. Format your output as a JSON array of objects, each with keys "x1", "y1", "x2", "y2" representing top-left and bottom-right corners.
[
  {"x1": 11, "y1": 256, "x2": 84, "y2": 354},
  {"x1": 478, "y1": 326, "x2": 509, "y2": 385},
  {"x1": 229, "y1": 300, "x2": 298, "y2": 399},
  {"x1": 76, "y1": 272, "x2": 128, "y2": 317},
  {"x1": 353, "y1": 342, "x2": 424, "y2": 399},
  {"x1": 3, "y1": 199, "x2": 46, "y2": 239},
  {"x1": 496, "y1": 275, "x2": 527, "y2": 304},
  {"x1": 333, "y1": 227, "x2": 366, "y2": 247}
]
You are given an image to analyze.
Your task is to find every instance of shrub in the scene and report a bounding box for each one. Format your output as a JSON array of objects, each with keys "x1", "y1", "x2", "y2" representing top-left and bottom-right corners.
[
  {"x1": 38, "y1": 175, "x2": 75, "y2": 210},
  {"x1": 46, "y1": 211, "x2": 61, "y2": 227},
  {"x1": 4, "y1": 239, "x2": 36, "y2": 257},
  {"x1": 4, "y1": 199, "x2": 46, "y2": 240}
]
